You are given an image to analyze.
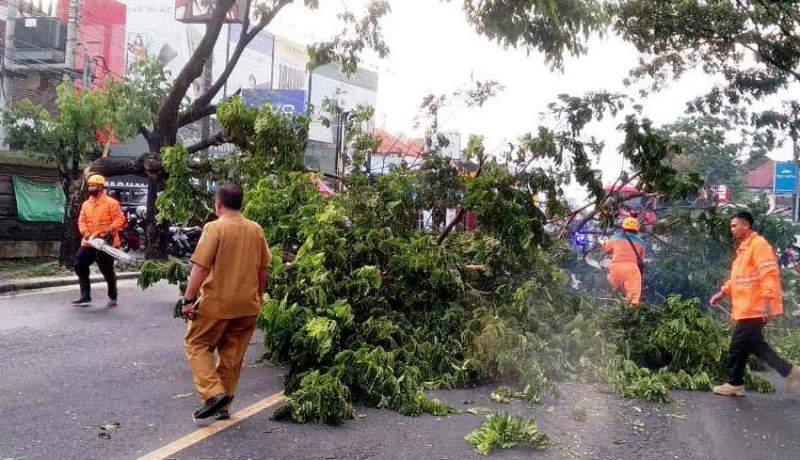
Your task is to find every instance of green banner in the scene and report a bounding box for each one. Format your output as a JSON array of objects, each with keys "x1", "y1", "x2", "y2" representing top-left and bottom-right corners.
[{"x1": 12, "y1": 175, "x2": 66, "y2": 222}]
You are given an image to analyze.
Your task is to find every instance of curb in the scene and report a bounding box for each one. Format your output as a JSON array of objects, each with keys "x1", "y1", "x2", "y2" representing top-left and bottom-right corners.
[{"x1": 0, "y1": 272, "x2": 140, "y2": 295}]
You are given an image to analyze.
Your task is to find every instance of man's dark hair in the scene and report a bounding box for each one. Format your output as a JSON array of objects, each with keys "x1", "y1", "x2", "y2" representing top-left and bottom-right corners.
[
  {"x1": 216, "y1": 182, "x2": 243, "y2": 211},
  {"x1": 732, "y1": 210, "x2": 755, "y2": 227}
]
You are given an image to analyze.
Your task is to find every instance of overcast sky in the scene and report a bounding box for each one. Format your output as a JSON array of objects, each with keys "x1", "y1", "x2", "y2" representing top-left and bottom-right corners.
[
  {"x1": 267, "y1": 0, "x2": 739, "y2": 186},
  {"x1": 39, "y1": 0, "x2": 799, "y2": 188}
]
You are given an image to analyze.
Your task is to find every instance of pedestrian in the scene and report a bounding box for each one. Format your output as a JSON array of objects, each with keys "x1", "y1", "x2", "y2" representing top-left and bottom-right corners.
[
  {"x1": 181, "y1": 183, "x2": 271, "y2": 421},
  {"x1": 603, "y1": 217, "x2": 646, "y2": 306},
  {"x1": 709, "y1": 211, "x2": 800, "y2": 396},
  {"x1": 72, "y1": 174, "x2": 126, "y2": 307}
]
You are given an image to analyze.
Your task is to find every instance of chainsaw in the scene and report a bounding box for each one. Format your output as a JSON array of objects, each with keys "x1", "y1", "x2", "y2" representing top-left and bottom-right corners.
[{"x1": 86, "y1": 237, "x2": 137, "y2": 263}]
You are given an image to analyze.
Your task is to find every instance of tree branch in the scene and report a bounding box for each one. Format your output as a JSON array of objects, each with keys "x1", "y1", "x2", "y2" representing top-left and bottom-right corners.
[
  {"x1": 437, "y1": 155, "x2": 485, "y2": 245},
  {"x1": 183, "y1": 0, "x2": 294, "y2": 119},
  {"x1": 554, "y1": 171, "x2": 641, "y2": 236},
  {"x1": 739, "y1": 40, "x2": 800, "y2": 84},
  {"x1": 153, "y1": 0, "x2": 236, "y2": 143},
  {"x1": 139, "y1": 126, "x2": 152, "y2": 144},
  {"x1": 89, "y1": 153, "x2": 148, "y2": 177},
  {"x1": 179, "y1": 104, "x2": 218, "y2": 128},
  {"x1": 186, "y1": 131, "x2": 230, "y2": 155},
  {"x1": 571, "y1": 191, "x2": 655, "y2": 235}
]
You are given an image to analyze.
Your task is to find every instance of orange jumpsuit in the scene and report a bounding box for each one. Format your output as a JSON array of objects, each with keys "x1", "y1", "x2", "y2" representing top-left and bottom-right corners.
[{"x1": 604, "y1": 232, "x2": 646, "y2": 305}]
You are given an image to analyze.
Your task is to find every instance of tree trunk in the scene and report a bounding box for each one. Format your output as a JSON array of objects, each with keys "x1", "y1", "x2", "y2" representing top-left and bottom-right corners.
[
  {"x1": 143, "y1": 173, "x2": 170, "y2": 260},
  {"x1": 58, "y1": 176, "x2": 85, "y2": 269},
  {"x1": 142, "y1": 131, "x2": 171, "y2": 260}
]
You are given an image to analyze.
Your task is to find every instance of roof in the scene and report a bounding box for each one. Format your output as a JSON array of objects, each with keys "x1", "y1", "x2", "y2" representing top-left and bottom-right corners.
[
  {"x1": 374, "y1": 129, "x2": 425, "y2": 158},
  {"x1": 746, "y1": 160, "x2": 774, "y2": 189},
  {"x1": 603, "y1": 184, "x2": 640, "y2": 194}
]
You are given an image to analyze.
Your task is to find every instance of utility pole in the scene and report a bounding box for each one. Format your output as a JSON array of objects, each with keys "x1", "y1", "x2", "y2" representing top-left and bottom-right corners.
[
  {"x1": 65, "y1": 0, "x2": 79, "y2": 70},
  {"x1": 222, "y1": 23, "x2": 230, "y2": 100},
  {"x1": 794, "y1": 136, "x2": 799, "y2": 222},
  {"x1": 197, "y1": 23, "x2": 213, "y2": 189},
  {"x1": 1, "y1": 0, "x2": 17, "y2": 148},
  {"x1": 82, "y1": 53, "x2": 90, "y2": 88}
]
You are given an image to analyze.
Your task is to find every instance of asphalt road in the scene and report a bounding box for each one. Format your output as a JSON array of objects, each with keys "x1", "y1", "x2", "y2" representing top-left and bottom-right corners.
[{"x1": 2, "y1": 281, "x2": 800, "y2": 460}]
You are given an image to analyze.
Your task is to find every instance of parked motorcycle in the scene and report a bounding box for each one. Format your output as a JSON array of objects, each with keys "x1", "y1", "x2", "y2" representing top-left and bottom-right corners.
[
  {"x1": 167, "y1": 226, "x2": 202, "y2": 258},
  {"x1": 124, "y1": 206, "x2": 202, "y2": 258},
  {"x1": 119, "y1": 208, "x2": 147, "y2": 253}
]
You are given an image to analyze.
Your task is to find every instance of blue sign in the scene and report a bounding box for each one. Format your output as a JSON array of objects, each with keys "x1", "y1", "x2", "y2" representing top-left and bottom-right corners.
[
  {"x1": 242, "y1": 89, "x2": 307, "y2": 115},
  {"x1": 774, "y1": 162, "x2": 798, "y2": 194}
]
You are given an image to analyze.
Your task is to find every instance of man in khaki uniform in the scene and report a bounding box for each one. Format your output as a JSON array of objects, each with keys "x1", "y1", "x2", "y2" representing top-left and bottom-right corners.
[{"x1": 181, "y1": 183, "x2": 271, "y2": 421}]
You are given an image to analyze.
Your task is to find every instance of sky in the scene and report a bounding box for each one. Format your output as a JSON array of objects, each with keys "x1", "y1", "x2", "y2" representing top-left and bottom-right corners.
[
  {"x1": 266, "y1": 0, "x2": 733, "y2": 186},
  {"x1": 32, "y1": 0, "x2": 799, "y2": 192}
]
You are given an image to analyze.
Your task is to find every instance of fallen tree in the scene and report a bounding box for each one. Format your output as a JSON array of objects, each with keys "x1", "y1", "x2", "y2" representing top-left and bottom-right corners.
[{"x1": 135, "y1": 90, "x2": 800, "y2": 433}]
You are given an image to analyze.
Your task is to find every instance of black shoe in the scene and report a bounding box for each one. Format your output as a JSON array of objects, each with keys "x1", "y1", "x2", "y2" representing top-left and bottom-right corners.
[
  {"x1": 107, "y1": 299, "x2": 118, "y2": 308},
  {"x1": 214, "y1": 409, "x2": 230, "y2": 421},
  {"x1": 193, "y1": 394, "x2": 232, "y2": 420},
  {"x1": 71, "y1": 297, "x2": 91, "y2": 307}
]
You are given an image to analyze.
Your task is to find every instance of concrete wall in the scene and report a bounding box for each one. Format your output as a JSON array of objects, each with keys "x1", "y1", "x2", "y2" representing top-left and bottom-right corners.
[
  {"x1": 0, "y1": 240, "x2": 60, "y2": 258},
  {"x1": 0, "y1": 156, "x2": 63, "y2": 252}
]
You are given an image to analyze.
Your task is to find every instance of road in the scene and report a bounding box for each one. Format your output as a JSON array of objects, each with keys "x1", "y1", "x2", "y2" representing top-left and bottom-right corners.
[{"x1": 1, "y1": 281, "x2": 799, "y2": 460}]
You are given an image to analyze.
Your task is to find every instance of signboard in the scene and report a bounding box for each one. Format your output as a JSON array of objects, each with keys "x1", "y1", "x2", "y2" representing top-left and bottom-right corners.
[
  {"x1": 12, "y1": 175, "x2": 65, "y2": 222},
  {"x1": 174, "y1": 0, "x2": 246, "y2": 24},
  {"x1": 243, "y1": 89, "x2": 307, "y2": 115},
  {"x1": 227, "y1": 24, "x2": 274, "y2": 94},
  {"x1": 273, "y1": 37, "x2": 309, "y2": 90},
  {"x1": 715, "y1": 184, "x2": 731, "y2": 204},
  {"x1": 774, "y1": 162, "x2": 798, "y2": 194}
]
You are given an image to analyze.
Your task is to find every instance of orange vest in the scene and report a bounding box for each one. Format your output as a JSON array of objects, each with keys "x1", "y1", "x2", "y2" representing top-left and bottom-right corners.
[
  {"x1": 78, "y1": 192, "x2": 126, "y2": 248},
  {"x1": 721, "y1": 232, "x2": 783, "y2": 321}
]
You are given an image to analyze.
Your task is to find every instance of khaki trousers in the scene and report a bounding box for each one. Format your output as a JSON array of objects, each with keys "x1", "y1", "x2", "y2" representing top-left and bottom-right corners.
[{"x1": 184, "y1": 314, "x2": 258, "y2": 403}]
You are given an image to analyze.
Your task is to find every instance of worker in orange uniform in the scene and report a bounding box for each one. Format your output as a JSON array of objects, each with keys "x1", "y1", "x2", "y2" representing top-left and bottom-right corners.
[
  {"x1": 181, "y1": 183, "x2": 272, "y2": 421},
  {"x1": 72, "y1": 174, "x2": 126, "y2": 307},
  {"x1": 604, "y1": 217, "x2": 646, "y2": 305},
  {"x1": 710, "y1": 211, "x2": 800, "y2": 396}
]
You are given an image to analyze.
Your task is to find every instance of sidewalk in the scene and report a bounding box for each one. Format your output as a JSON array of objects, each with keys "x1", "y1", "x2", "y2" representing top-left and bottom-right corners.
[{"x1": 0, "y1": 271, "x2": 140, "y2": 295}]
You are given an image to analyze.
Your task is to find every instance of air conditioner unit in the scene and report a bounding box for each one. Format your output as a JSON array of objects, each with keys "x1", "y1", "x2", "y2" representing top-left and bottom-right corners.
[{"x1": 12, "y1": 17, "x2": 68, "y2": 64}]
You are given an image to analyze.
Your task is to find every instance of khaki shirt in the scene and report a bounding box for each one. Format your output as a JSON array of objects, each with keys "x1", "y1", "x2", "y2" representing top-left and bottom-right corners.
[{"x1": 191, "y1": 213, "x2": 271, "y2": 319}]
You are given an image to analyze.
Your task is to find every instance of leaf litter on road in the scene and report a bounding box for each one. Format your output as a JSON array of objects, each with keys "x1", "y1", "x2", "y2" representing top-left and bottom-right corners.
[{"x1": 97, "y1": 422, "x2": 120, "y2": 440}]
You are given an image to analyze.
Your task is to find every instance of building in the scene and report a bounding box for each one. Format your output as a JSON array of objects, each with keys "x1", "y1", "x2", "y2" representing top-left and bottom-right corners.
[
  {"x1": 305, "y1": 63, "x2": 379, "y2": 176},
  {"x1": 0, "y1": 0, "x2": 126, "y2": 150},
  {"x1": 745, "y1": 159, "x2": 795, "y2": 216},
  {"x1": 369, "y1": 129, "x2": 425, "y2": 175}
]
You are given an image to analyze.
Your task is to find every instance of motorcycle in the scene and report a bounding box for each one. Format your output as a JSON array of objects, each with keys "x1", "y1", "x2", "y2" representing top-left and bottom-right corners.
[
  {"x1": 167, "y1": 226, "x2": 202, "y2": 258},
  {"x1": 126, "y1": 206, "x2": 202, "y2": 258},
  {"x1": 119, "y1": 210, "x2": 147, "y2": 253},
  {"x1": 182, "y1": 226, "x2": 202, "y2": 251}
]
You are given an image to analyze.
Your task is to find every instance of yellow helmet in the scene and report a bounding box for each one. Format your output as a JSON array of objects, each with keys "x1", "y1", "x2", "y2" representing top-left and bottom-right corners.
[
  {"x1": 622, "y1": 217, "x2": 640, "y2": 232},
  {"x1": 87, "y1": 174, "x2": 106, "y2": 187}
]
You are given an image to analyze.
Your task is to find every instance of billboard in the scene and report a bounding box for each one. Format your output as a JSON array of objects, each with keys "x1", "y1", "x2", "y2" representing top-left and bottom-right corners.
[
  {"x1": 174, "y1": 0, "x2": 246, "y2": 24},
  {"x1": 774, "y1": 162, "x2": 798, "y2": 194},
  {"x1": 242, "y1": 89, "x2": 307, "y2": 115},
  {"x1": 273, "y1": 37, "x2": 309, "y2": 90},
  {"x1": 226, "y1": 24, "x2": 274, "y2": 97},
  {"x1": 125, "y1": 1, "x2": 195, "y2": 73}
]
